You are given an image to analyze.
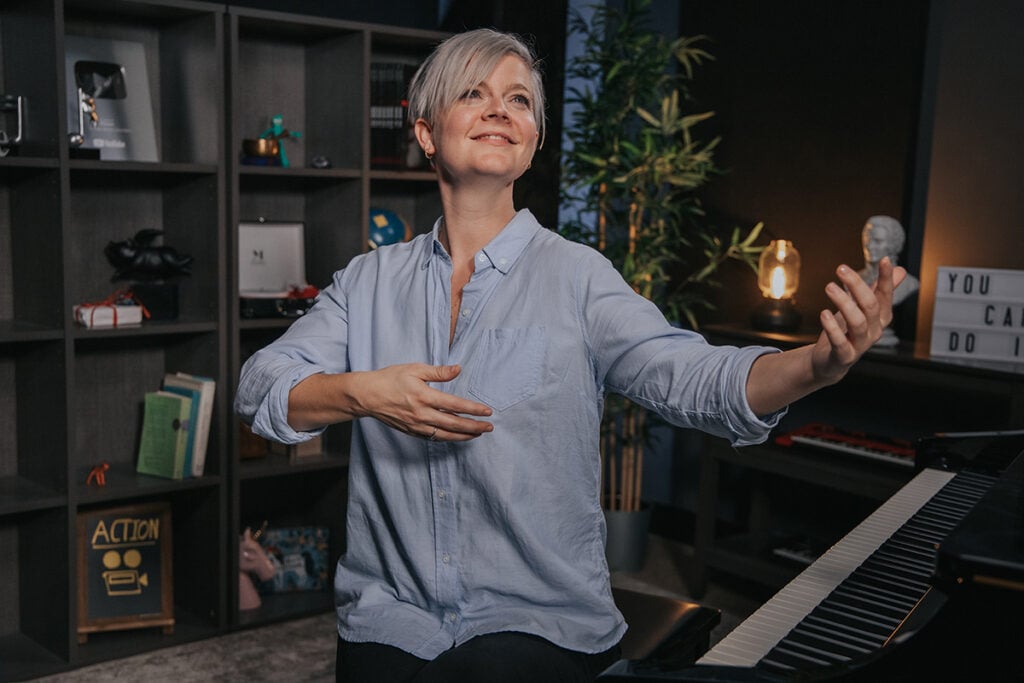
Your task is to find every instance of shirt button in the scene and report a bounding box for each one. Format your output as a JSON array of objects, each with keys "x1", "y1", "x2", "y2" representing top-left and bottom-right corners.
[
  {"x1": 446, "y1": 612, "x2": 457, "y2": 623},
  {"x1": 438, "y1": 489, "x2": 446, "y2": 500},
  {"x1": 442, "y1": 553, "x2": 451, "y2": 564},
  {"x1": 461, "y1": 308, "x2": 471, "y2": 317},
  {"x1": 477, "y1": 254, "x2": 487, "y2": 263}
]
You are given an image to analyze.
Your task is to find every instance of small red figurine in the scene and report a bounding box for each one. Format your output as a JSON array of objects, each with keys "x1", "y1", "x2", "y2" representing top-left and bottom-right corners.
[{"x1": 86, "y1": 462, "x2": 110, "y2": 486}]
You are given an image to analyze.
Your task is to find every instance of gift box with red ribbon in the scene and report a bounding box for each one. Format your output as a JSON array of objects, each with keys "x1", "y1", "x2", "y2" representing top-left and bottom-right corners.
[{"x1": 73, "y1": 289, "x2": 151, "y2": 328}]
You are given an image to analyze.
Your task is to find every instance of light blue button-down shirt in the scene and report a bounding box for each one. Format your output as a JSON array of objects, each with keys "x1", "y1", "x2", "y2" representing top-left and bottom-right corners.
[{"x1": 235, "y1": 209, "x2": 781, "y2": 658}]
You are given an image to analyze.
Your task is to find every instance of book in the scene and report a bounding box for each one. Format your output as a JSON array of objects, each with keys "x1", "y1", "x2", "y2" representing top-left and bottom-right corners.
[
  {"x1": 160, "y1": 382, "x2": 198, "y2": 477},
  {"x1": 164, "y1": 372, "x2": 216, "y2": 477},
  {"x1": 369, "y1": 61, "x2": 422, "y2": 170},
  {"x1": 136, "y1": 390, "x2": 192, "y2": 480}
]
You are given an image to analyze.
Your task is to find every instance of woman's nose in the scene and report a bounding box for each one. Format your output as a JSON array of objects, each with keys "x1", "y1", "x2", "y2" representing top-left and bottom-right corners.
[{"x1": 484, "y1": 97, "x2": 509, "y2": 119}]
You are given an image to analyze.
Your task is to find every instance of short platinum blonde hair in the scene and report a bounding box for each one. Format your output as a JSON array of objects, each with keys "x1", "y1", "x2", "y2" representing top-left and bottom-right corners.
[{"x1": 407, "y1": 28, "x2": 546, "y2": 148}]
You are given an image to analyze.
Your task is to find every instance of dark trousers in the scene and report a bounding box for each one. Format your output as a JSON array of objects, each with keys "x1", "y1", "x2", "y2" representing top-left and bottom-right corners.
[{"x1": 336, "y1": 632, "x2": 621, "y2": 683}]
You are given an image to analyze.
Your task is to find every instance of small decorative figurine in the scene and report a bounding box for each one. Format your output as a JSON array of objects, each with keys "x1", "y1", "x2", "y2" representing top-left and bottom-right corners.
[
  {"x1": 104, "y1": 228, "x2": 193, "y2": 282},
  {"x1": 86, "y1": 461, "x2": 110, "y2": 486},
  {"x1": 239, "y1": 524, "x2": 276, "y2": 610},
  {"x1": 857, "y1": 215, "x2": 920, "y2": 347},
  {"x1": 260, "y1": 114, "x2": 302, "y2": 168}
]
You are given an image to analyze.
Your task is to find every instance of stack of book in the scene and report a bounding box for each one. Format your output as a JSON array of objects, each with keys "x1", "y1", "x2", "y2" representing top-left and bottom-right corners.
[
  {"x1": 136, "y1": 373, "x2": 216, "y2": 480},
  {"x1": 369, "y1": 61, "x2": 425, "y2": 170}
]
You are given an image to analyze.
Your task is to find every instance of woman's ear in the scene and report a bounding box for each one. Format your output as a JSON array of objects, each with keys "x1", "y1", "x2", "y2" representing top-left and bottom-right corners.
[{"x1": 414, "y1": 118, "x2": 435, "y2": 159}]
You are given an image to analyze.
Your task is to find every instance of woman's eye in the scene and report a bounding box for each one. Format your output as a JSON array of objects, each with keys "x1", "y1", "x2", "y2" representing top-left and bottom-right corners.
[
  {"x1": 460, "y1": 89, "x2": 482, "y2": 100},
  {"x1": 511, "y1": 94, "x2": 531, "y2": 107}
]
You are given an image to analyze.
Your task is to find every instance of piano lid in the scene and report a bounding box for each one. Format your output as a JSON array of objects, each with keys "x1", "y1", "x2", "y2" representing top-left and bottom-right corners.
[{"x1": 935, "y1": 442, "x2": 1024, "y2": 592}]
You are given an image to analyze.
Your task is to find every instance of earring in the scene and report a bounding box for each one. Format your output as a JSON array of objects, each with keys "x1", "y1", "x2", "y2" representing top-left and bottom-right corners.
[{"x1": 424, "y1": 151, "x2": 433, "y2": 161}]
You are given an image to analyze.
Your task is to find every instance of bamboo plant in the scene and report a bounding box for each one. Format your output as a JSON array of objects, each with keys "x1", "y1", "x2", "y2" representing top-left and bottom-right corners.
[{"x1": 560, "y1": 0, "x2": 764, "y2": 512}]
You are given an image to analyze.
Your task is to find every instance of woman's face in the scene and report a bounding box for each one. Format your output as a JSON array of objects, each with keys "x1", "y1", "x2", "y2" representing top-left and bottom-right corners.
[{"x1": 417, "y1": 54, "x2": 540, "y2": 187}]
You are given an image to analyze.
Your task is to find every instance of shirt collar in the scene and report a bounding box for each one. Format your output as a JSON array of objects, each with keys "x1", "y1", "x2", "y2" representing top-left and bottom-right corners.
[{"x1": 421, "y1": 209, "x2": 541, "y2": 274}]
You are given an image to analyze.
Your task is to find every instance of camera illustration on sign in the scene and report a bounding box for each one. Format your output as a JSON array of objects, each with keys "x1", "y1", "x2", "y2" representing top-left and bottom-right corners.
[{"x1": 101, "y1": 548, "x2": 147, "y2": 596}]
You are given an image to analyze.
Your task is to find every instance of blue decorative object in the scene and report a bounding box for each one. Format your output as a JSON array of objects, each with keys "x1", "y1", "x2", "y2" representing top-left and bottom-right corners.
[
  {"x1": 256, "y1": 526, "x2": 330, "y2": 594},
  {"x1": 368, "y1": 207, "x2": 411, "y2": 250}
]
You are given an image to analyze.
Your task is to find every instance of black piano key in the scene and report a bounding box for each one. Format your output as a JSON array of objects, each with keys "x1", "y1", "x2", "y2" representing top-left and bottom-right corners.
[
  {"x1": 823, "y1": 590, "x2": 907, "y2": 623},
  {"x1": 791, "y1": 622, "x2": 875, "y2": 654},
  {"x1": 853, "y1": 565, "x2": 928, "y2": 594},
  {"x1": 778, "y1": 630, "x2": 860, "y2": 662},
  {"x1": 843, "y1": 576, "x2": 919, "y2": 608},
  {"x1": 804, "y1": 608, "x2": 892, "y2": 641},
  {"x1": 762, "y1": 644, "x2": 832, "y2": 670},
  {"x1": 862, "y1": 553, "x2": 931, "y2": 580},
  {"x1": 817, "y1": 603, "x2": 899, "y2": 634},
  {"x1": 832, "y1": 584, "x2": 916, "y2": 613}
]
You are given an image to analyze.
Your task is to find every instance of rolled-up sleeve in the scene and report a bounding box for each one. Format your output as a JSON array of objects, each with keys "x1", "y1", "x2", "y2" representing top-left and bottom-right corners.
[
  {"x1": 576, "y1": 249, "x2": 784, "y2": 446},
  {"x1": 234, "y1": 271, "x2": 352, "y2": 444}
]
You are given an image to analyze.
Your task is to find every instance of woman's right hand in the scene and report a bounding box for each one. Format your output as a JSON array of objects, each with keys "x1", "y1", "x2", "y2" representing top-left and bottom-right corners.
[{"x1": 288, "y1": 363, "x2": 493, "y2": 441}]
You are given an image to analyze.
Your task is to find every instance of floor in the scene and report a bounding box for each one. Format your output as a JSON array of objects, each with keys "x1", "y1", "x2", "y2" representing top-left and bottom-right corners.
[{"x1": 25, "y1": 535, "x2": 764, "y2": 682}]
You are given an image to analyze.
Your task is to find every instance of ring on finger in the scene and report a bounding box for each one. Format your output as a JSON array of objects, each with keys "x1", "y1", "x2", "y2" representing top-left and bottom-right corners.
[{"x1": 428, "y1": 426, "x2": 438, "y2": 441}]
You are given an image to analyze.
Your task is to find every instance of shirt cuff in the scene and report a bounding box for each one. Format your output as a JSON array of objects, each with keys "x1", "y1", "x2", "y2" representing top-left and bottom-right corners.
[
  {"x1": 728, "y1": 345, "x2": 787, "y2": 447},
  {"x1": 252, "y1": 365, "x2": 328, "y2": 444}
]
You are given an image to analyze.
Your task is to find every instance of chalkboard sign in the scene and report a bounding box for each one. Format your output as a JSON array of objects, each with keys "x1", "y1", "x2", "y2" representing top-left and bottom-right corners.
[
  {"x1": 77, "y1": 502, "x2": 174, "y2": 642},
  {"x1": 930, "y1": 266, "x2": 1024, "y2": 374}
]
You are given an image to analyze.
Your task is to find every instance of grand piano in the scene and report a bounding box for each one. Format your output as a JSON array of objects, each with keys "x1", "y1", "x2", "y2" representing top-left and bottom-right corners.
[{"x1": 601, "y1": 431, "x2": 1024, "y2": 681}]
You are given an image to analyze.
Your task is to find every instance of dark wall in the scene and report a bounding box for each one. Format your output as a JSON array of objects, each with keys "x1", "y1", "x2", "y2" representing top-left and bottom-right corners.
[
  {"x1": 915, "y1": 0, "x2": 1024, "y2": 351},
  {"x1": 677, "y1": 1, "x2": 930, "y2": 334}
]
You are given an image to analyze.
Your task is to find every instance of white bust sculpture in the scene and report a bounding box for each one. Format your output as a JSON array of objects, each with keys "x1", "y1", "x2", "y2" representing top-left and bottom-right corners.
[{"x1": 857, "y1": 215, "x2": 919, "y2": 347}]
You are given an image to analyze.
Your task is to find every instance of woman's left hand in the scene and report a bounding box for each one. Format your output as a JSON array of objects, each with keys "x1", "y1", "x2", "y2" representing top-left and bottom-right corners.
[{"x1": 812, "y1": 257, "x2": 907, "y2": 384}]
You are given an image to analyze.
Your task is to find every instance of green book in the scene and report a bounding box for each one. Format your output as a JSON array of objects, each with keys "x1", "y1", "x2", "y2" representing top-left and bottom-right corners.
[
  {"x1": 164, "y1": 372, "x2": 216, "y2": 477},
  {"x1": 136, "y1": 390, "x2": 193, "y2": 480},
  {"x1": 160, "y1": 383, "x2": 199, "y2": 478}
]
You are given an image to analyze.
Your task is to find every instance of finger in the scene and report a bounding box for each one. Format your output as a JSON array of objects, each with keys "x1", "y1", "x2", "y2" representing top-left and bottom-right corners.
[
  {"x1": 834, "y1": 265, "x2": 882, "y2": 333},
  {"x1": 825, "y1": 279, "x2": 868, "y2": 339},
  {"x1": 418, "y1": 412, "x2": 493, "y2": 442},
  {"x1": 819, "y1": 308, "x2": 852, "y2": 358},
  {"x1": 420, "y1": 363, "x2": 463, "y2": 383},
  {"x1": 429, "y1": 390, "x2": 493, "y2": 417},
  {"x1": 430, "y1": 419, "x2": 493, "y2": 442}
]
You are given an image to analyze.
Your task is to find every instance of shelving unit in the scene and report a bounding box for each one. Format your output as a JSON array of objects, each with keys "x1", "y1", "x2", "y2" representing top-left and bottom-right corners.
[
  {"x1": 225, "y1": 6, "x2": 445, "y2": 626},
  {"x1": 688, "y1": 324, "x2": 1023, "y2": 598},
  {"x1": 0, "y1": 2, "x2": 447, "y2": 680}
]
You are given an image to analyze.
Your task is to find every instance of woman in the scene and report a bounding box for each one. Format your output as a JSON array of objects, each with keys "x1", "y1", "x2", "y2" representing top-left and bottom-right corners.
[{"x1": 235, "y1": 28, "x2": 904, "y2": 683}]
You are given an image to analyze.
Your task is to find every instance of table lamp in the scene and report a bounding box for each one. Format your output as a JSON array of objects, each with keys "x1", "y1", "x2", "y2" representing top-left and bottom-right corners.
[{"x1": 751, "y1": 239, "x2": 802, "y2": 333}]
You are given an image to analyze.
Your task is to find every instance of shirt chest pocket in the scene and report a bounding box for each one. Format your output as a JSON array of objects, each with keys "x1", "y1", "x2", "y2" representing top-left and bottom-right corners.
[{"x1": 468, "y1": 326, "x2": 547, "y2": 411}]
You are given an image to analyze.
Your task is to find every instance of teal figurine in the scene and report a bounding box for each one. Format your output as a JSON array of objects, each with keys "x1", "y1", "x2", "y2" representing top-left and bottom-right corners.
[{"x1": 261, "y1": 114, "x2": 302, "y2": 167}]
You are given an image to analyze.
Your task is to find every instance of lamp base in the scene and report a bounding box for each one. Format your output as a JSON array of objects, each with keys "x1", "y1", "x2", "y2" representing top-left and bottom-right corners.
[{"x1": 751, "y1": 299, "x2": 801, "y2": 333}]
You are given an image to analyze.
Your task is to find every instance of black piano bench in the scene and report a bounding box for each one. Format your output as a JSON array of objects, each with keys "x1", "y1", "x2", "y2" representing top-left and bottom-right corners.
[{"x1": 600, "y1": 587, "x2": 721, "y2": 679}]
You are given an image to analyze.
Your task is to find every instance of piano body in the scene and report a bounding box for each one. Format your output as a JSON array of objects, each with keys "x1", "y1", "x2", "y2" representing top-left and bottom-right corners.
[{"x1": 601, "y1": 432, "x2": 1024, "y2": 682}]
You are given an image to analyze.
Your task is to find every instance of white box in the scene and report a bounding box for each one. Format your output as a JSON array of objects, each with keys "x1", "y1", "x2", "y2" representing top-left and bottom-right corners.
[
  {"x1": 74, "y1": 303, "x2": 144, "y2": 328},
  {"x1": 238, "y1": 221, "x2": 308, "y2": 297}
]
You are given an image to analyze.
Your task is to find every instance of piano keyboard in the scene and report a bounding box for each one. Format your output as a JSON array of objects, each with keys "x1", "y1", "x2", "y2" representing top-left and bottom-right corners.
[
  {"x1": 788, "y1": 434, "x2": 915, "y2": 468},
  {"x1": 775, "y1": 424, "x2": 917, "y2": 469},
  {"x1": 697, "y1": 466, "x2": 997, "y2": 672}
]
